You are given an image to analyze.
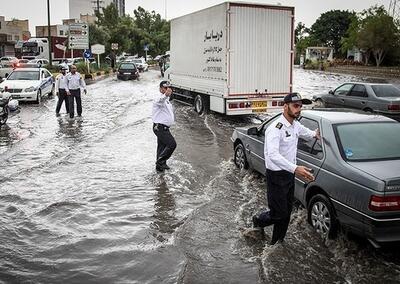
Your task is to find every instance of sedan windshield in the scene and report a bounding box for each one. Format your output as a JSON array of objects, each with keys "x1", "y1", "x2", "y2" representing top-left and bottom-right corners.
[
  {"x1": 336, "y1": 122, "x2": 400, "y2": 161},
  {"x1": 119, "y1": 63, "x2": 135, "y2": 69},
  {"x1": 372, "y1": 85, "x2": 400, "y2": 97},
  {"x1": 8, "y1": 71, "x2": 39, "y2": 80}
]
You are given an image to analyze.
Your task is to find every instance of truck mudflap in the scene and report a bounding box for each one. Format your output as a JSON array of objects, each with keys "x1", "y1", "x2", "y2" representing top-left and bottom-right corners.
[{"x1": 225, "y1": 97, "x2": 285, "y2": 115}]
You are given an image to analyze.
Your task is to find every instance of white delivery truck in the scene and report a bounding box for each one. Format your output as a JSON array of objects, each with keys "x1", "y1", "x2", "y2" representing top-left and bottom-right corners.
[{"x1": 167, "y1": 2, "x2": 295, "y2": 115}]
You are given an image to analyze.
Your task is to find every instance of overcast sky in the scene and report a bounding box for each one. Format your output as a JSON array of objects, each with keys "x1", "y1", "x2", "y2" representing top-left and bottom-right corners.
[{"x1": 1, "y1": 0, "x2": 391, "y2": 36}]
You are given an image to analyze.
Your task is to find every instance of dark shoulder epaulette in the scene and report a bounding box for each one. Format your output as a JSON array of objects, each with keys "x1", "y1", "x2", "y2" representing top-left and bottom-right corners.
[{"x1": 275, "y1": 122, "x2": 283, "y2": 129}]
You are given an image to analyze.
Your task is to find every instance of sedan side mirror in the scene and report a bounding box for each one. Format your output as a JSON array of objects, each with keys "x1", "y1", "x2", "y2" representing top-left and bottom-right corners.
[
  {"x1": 247, "y1": 127, "x2": 258, "y2": 136},
  {"x1": 328, "y1": 90, "x2": 334, "y2": 95}
]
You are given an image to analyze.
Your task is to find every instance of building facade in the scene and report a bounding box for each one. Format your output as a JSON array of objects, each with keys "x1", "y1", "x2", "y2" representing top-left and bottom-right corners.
[
  {"x1": 0, "y1": 16, "x2": 31, "y2": 57},
  {"x1": 69, "y1": 0, "x2": 125, "y2": 19},
  {"x1": 36, "y1": 25, "x2": 69, "y2": 38}
]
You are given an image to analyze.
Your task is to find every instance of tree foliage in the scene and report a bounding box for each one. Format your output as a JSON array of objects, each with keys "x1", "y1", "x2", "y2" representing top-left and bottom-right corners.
[
  {"x1": 309, "y1": 10, "x2": 356, "y2": 57},
  {"x1": 89, "y1": 4, "x2": 170, "y2": 57},
  {"x1": 357, "y1": 6, "x2": 399, "y2": 66}
]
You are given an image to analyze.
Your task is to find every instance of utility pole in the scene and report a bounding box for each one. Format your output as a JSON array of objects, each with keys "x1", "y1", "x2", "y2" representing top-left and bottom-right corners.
[
  {"x1": 47, "y1": 0, "x2": 52, "y2": 66},
  {"x1": 389, "y1": 0, "x2": 400, "y2": 20},
  {"x1": 164, "y1": 0, "x2": 167, "y2": 19}
]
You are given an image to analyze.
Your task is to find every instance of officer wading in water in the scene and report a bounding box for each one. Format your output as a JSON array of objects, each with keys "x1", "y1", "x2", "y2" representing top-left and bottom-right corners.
[
  {"x1": 252, "y1": 93, "x2": 320, "y2": 245},
  {"x1": 66, "y1": 65, "x2": 87, "y2": 120},
  {"x1": 55, "y1": 66, "x2": 69, "y2": 116},
  {"x1": 152, "y1": 81, "x2": 177, "y2": 172}
]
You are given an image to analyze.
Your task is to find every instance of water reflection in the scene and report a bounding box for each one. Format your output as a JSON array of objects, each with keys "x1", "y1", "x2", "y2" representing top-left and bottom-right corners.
[
  {"x1": 57, "y1": 118, "x2": 83, "y2": 140},
  {"x1": 151, "y1": 176, "x2": 179, "y2": 241}
]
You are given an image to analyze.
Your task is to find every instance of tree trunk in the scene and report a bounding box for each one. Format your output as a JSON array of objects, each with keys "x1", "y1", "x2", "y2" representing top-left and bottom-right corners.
[
  {"x1": 364, "y1": 50, "x2": 370, "y2": 65},
  {"x1": 373, "y1": 49, "x2": 385, "y2": 67}
]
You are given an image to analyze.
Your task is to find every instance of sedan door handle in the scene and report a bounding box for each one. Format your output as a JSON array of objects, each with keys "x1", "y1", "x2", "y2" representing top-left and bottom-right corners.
[
  {"x1": 361, "y1": 101, "x2": 366, "y2": 104},
  {"x1": 340, "y1": 99, "x2": 345, "y2": 103}
]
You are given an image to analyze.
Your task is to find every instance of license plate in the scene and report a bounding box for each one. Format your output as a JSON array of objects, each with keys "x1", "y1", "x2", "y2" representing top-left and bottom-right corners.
[
  {"x1": 124, "y1": 73, "x2": 131, "y2": 75},
  {"x1": 252, "y1": 101, "x2": 267, "y2": 108},
  {"x1": 253, "y1": 108, "x2": 267, "y2": 113}
]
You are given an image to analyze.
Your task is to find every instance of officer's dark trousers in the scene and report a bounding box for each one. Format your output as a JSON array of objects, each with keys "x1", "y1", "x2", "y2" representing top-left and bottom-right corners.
[
  {"x1": 56, "y1": 88, "x2": 69, "y2": 114},
  {"x1": 260, "y1": 169, "x2": 295, "y2": 244},
  {"x1": 153, "y1": 123, "x2": 176, "y2": 166},
  {"x1": 68, "y1": 89, "x2": 82, "y2": 118}
]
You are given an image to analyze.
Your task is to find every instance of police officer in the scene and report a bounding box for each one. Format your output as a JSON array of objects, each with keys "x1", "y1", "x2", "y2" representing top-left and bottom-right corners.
[
  {"x1": 152, "y1": 81, "x2": 176, "y2": 172},
  {"x1": 253, "y1": 93, "x2": 320, "y2": 245},
  {"x1": 65, "y1": 65, "x2": 87, "y2": 119},
  {"x1": 55, "y1": 66, "x2": 69, "y2": 116}
]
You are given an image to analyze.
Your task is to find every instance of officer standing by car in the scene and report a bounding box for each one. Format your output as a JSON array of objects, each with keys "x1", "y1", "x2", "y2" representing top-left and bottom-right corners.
[
  {"x1": 66, "y1": 65, "x2": 87, "y2": 119},
  {"x1": 152, "y1": 81, "x2": 176, "y2": 172},
  {"x1": 252, "y1": 93, "x2": 320, "y2": 245},
  {"x1": 55, "y1": 66, "x2": 69, "y2": 116}
]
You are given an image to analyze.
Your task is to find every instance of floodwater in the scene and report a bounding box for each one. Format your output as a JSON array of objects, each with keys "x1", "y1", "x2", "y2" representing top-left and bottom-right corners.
[{"x1": 1, "y1": 69, "x2": 400, "y2": 283}]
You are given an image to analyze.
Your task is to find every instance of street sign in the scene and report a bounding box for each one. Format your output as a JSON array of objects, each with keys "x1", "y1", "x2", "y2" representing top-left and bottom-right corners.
[
  {"x1": 68, "y1": 23, "x2": 89, "y2": 49},
  {"x1": 111, "y1": 43, "x2": 119, "y2": 50},
  {"x1": 83, "y1": 49, "x2": 92, "y2": 59},
  {"x1": 91, "y1": 44, "x2": 105, "y2": 54}
]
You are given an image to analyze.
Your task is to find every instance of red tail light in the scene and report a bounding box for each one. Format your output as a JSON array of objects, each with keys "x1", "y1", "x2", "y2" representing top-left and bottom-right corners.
[
  {"x1": 369, "y1": 195, "x2": 400, "y2": 211},
  {"x1": 272, "y1": 101, "x2": 277, "y2": 106},
  {"x1": 388, "y1": 105, "x2": 400, "y2": 111},
  {"x1": 229, "y1": 103, "x2": 238, "y2": 109},
  {"x1": 239, "y1": 102, "x2": 245, "y2": 108},
  {"x1": 278, "y1": 101, "x2": 285, "y2": 106},
  {"x1": 5, "y1": 86, "x2": 8, "y2": 92}
]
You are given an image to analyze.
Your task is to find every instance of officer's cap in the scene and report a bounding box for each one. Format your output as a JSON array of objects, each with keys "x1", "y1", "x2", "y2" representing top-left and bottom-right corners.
[
  {"x1": 160, "y1": 80, "x2": 171, "y2": 88},
  {"x1": 283, "y1": 93, "x2": 312, "y2": 105}
]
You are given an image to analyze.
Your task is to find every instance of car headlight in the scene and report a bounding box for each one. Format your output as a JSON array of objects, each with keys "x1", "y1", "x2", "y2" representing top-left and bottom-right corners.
[{"x1": 25, "y1": 86, "x2": 37, "y2": 92}]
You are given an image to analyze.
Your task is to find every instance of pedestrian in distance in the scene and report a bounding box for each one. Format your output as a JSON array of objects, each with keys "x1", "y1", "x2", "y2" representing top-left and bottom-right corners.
[
  {"x1": 252, "y1": 92, "x2": 320, "y2": 245},
  {"x1": 152, "y1": 81, "x2": 177, "y2": 172},
  {"x1": 55, "y1": 66, "x2": 69, "y2": 117},
  {"x1": 66, "y1": 65, "x2": 87, "y2": 120}
]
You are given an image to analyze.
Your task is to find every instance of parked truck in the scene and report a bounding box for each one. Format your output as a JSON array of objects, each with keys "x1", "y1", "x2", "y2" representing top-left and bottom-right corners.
[
  {"x1": 166, "y1": 2, "x2": 295, "y2": 115},
  {"x1": 21, "y1": 37, "x2": 83, "y2": 62}
]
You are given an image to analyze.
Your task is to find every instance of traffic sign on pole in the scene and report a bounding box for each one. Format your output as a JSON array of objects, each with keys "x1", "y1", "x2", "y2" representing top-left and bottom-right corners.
[
  {"x1": 68, "y1": 23, "x2": 89, "y2": 49},
  {"x1": 83, "y1": 49, "x2": 92, "y2": 59}
]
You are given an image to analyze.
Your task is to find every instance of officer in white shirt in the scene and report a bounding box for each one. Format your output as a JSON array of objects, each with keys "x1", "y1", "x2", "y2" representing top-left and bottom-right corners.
[
  {"x1": 55, "y1": 66, "x2": 69, "y2": 116},
  {"x1": 152, "y1": 81, "x2": 176, "y2": 172},
  {"x1": 65, "y1": 65, "x2": 87, "y2": 119},
  {"x1": 253, "y1": 93, "x2": 320, "y2": 245}
]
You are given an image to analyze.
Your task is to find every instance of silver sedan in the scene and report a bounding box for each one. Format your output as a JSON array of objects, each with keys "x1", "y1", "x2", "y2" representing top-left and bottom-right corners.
[{"x1": 313, "y1": 83, "x2": 400, "y2": 120}]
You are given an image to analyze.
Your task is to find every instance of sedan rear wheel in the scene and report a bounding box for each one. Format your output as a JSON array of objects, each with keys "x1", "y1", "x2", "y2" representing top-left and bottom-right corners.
[
  {"x1": 234, "y1": 143, "x2": 248, "y2": 170},
  {"x1": 308, "y1": 194, "x2": 338, "y2": 239}
]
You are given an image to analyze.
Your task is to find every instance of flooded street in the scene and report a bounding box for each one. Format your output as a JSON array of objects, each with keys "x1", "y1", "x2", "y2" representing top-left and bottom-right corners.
[{"x1": 1, "y1": 68, "x2": 400, "y2": 283}]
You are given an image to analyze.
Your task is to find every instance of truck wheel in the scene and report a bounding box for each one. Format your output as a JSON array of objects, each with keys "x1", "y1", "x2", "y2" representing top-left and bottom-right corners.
[
  {"x1": 314, "y1": 99, "x2": 325, "y2": 108},
  {"x1": 308, "y1": 194, "x2": 338, "y2": 239},
  {"x1": 194, "y1": 94, "x2": 207, "y2": 114}
]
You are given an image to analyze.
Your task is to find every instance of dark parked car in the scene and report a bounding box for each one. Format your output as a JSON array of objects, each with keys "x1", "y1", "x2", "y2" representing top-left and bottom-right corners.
[
  {"x1": 117, "y1": 62, "x2": 139, "y2": 81},
  {"x1": 313, "y1": 83, "x2": 400, "y2": 119},
  {"x1": 231, "y1": 109, "x2": 400, "y2": 247}
]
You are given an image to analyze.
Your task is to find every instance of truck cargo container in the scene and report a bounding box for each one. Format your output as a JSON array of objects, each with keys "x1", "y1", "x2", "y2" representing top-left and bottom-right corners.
[{"x1": 167, "y1": 2, "x2": 295, "y2": 115}]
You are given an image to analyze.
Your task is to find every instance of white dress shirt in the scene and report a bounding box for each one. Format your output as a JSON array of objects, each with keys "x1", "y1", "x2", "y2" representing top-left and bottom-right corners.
[
  {"x1": 55, "y1": 73, "x2": 68, "y2": 90},
  {"x1": 65, "y1": 72, "x2": 86, "y2": 91},
  {"x1": 152, "y1": 93, "x2": 175, "y2": 127},
  {"x1": 264, "y1": 114, "x2": 316, "y2": 173}
]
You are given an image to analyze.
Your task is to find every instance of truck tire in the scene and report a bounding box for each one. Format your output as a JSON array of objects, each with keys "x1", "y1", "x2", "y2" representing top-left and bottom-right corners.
[{"x1": 194, "y1": 94, "x2": 208, "y2": 115}]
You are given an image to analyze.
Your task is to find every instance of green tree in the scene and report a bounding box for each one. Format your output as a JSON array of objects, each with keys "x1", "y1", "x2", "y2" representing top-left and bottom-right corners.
[
  {"x1": 131, "y1": 7, "x2": 170, "y2": 57},
  {"x1": 357, "y1": 6, "x2": 399, "y2": 67},
  {"x1": 310, "y1": 10, "x2": 356, "y2": 57}
]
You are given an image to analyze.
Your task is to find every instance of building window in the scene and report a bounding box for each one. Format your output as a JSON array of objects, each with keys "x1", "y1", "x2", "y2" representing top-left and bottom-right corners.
[
  {"x1": 60, "y1": 30, "x2": 64, "y2": 36},
  {"x1": 14, "y1": 35, "x2": 19, "y2": 41},
  {"x1": 7, "y1": 34, "x2": 12, "y2": 41}
]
